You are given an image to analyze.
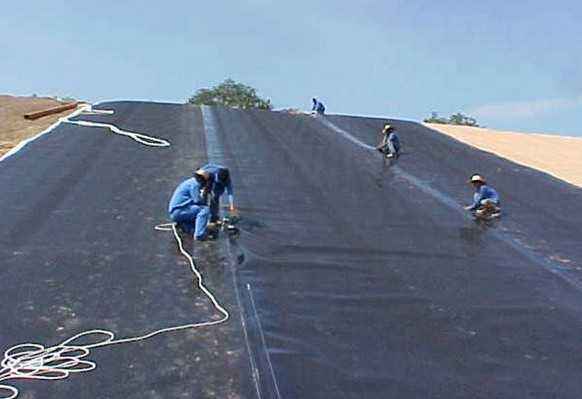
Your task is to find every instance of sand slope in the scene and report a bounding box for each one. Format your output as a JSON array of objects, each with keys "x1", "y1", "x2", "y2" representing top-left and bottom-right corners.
[
  {"x1": 0, "y1": 95, "x2": 78, "y2": 157},
  {"x1": 425, "y1": 123, "x2": 582, "y2": 188}
]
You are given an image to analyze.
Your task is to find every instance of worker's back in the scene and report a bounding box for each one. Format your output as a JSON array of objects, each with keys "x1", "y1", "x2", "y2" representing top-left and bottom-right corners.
[{"x1": 168, "y1": 178, "x2": 204, "y2": 213}]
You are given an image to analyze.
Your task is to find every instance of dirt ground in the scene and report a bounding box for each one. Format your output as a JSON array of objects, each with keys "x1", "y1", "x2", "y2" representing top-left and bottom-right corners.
[
  {"x1": 0, "y1": 95, "x2": 80, "y2": 157},
  {"x1": 425, "y1": 123, "x2": 582, "y2": 188}
]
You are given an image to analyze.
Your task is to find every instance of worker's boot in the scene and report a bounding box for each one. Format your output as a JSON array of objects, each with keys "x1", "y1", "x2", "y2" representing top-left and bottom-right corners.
[
  {"x1": 476, "y1": 204, "x2": 501, "y2": 219},
  {"x1": 197, "y1": 223, "x2": 217, "y2": 240},
  {"x1": 490, "y1": 205, "x2": 502, "y2": 218}
]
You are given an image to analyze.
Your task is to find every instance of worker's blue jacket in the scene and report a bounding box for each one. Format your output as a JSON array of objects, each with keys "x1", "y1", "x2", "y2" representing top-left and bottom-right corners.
[
  {"x1": 468, "y1": 185, "x2": 499, "y2": 210},
  {"x1": 388, "y1": 132, "x2": 400, "y2": 152},
  {"x1": 312, "y1": 100, "x2": 325, "y2": 114},
  {"x1": 200, "y1": 163, "x2": 234, "y2": 197},
  {"x1": 168, "y1": 177, "x2": 206, "y2": 214}
]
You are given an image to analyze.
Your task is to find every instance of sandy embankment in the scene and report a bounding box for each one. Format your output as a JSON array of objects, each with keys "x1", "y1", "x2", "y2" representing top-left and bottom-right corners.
[
  {"x1": 0, "y1": 95, "x2": 79, "y2": 157},
  {"x1": 425, "y1": 123, "x2": 582, "y2": 188}
]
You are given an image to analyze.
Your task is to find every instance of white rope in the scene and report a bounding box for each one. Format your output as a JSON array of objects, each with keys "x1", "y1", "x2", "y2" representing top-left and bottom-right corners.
[
  {"x1": 64, "y1": 105, "x2": 170, "y2": 147},
  {"x1": 0, "y1": 105, "x2": 227, "y2": 398},
  {"x1": 0, "y1": 223, "x2": 229, "y2": 399},
  {"x1": 77, "y1": 106, "x2": 114, "y2": 116}
]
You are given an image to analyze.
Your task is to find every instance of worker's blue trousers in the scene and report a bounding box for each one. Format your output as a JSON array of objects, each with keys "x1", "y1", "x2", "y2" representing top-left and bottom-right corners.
[
  {"x1": 209, "y1": 195, "x2": 220, "y2": 223},
  {"x1": 209, "y1": 188, "x2": 226, "y2": 222},
  {"x1": 170, "y1": 204, "x2": 210, "y2": 240}
]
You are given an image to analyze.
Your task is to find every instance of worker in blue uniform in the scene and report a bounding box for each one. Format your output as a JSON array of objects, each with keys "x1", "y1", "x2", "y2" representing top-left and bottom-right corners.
[
  {"x1": 168, "y1": 171, "x2": 212, "y2": 240},
  {"x1": 312, "y1": 98, "x2": 325, "y2": 115},
  {"x1": 376, "y1": 124, "x2": 400, "y2": 158},
  {"x1": 196, "y1": 163, "x2": 236, "y2": 223},
  {"x1": 464, "y1": 174, "x2": 501, "y2": 217}
]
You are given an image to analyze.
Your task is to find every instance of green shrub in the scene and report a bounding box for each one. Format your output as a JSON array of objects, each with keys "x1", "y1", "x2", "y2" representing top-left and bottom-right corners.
[
  {"x1": 424, "y1": 111, "x2": 479, "y2": 127},
  {"x1": 188, "y1": 79, "x2": 272, "y2": 110}
]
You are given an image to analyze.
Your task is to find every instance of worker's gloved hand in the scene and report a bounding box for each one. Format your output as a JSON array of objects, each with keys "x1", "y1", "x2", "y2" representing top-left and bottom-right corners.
[
  {"x1": 228, "y1": 207, "x2": 240, "y2": 222},
  {"x1": 463, "y1": 205, "x2": 473, "y2": 211}
]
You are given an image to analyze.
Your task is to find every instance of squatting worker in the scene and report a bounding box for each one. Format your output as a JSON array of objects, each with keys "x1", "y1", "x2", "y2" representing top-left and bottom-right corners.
[
  {"x1": 312, "y1": 98, "x2": 326, "y2": 115},
  {"x1": 196, "y1": 163, "x2": 236, "y2": 222},
  {"x1": 376, "y1": 124, "x2": 400, "y2": 158},
  {"x1": 464, "y1": 174, "x2": 501, "y2": 217},
  {"x1": 168, "y1": 171, "x2": 212, "y2": 240}
]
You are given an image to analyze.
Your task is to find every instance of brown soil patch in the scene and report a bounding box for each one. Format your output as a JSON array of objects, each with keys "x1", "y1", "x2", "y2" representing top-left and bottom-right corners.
[
  {"x1": 425, "y1": 123, "x2": 582, "y2": 188},
  {"x1": 0, "y1": 95, "x2": 81, "y2": 157}
]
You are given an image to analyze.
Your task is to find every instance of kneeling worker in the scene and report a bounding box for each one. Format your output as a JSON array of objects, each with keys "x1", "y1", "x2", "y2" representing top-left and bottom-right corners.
[
  {"x1": 196, "y1": 163, "x2": 236, "y2": 223},
  {"x1": 464, "y1": 174, "x2": 501, "y2": 218},
  {"x1": 168, "y1": 171, "x2": 212, "y2": 240},
  {"x1": 376, "y1": 124, "x2": 400, "y2": 158}
]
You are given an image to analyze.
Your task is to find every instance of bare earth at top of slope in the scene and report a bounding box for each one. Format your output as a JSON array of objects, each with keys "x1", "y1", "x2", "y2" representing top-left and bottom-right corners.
[
  {"x1": 425, "y1": 123, "x2": 582, "y2": 188},
  {"x1": 0, "y1": 95, "x2": 79, "y2": 157}
]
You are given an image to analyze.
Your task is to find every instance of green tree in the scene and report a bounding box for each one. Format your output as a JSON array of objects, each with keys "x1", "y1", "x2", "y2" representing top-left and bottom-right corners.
[
  {"x1": 188, "y1": 79, "x2": 272, "y2": 110},
  {"x1": 448, "y1": 112, "x2": 478, "y2": 127},
  {"x1": 423, "y1": 111, "x2": 449, "y2": 124},
  {"x1": 424, "y1": 111, "x2": 479, "y2": 127}
]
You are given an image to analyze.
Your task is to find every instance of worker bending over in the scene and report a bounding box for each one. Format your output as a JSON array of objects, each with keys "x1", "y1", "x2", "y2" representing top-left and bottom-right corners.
[
  {"x1": 168, "y1": 171, "x2": 212, "y2": 240},
  {"x1": 312, "y1": 98, "x2": 326, "y2": 115},
  {"x1": 464, "y1": 174, "x2": 501, "y2": 218},
  {"x1": 376, "y1": 124, "x2": 400, "y2": 158},
  {"x1": 196, "y1": 163, "x2": 236, "y2": 223}
]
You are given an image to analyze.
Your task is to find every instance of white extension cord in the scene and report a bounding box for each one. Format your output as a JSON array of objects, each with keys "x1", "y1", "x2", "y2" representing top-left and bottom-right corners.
[{"x1": 0, "y1": 106, "x2": 228, "y2": 399}]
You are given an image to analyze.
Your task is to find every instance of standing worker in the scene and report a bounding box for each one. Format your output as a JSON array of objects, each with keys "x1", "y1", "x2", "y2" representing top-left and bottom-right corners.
[
  {"x1": 312, "y1": 98, "x2": 326, "y2": 115},
  {"x1": 464, "y1": 174, "x2": 501, "y2": 218},
  {"x1": 376, "y1": 124, "x2": 400, "y2": 159},
  {"x1": 168, "y1": 171, "x2": 213, "y2": 240},
  {"x1": 196, "y1": 163, "x2": 236, "y2": 223}
]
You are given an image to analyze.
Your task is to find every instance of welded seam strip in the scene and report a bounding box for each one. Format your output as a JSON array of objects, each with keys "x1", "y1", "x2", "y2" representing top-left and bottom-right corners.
[
  {"x1": 246, "y1": 284, "x2": 283, "y2": 399},
  {"x1": 201, "y1": 105, "x2": 265, "y2": 398}
]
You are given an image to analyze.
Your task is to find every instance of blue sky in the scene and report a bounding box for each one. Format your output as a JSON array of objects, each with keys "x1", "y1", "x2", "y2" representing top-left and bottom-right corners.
[{"x1": 1, "y1": 0, "x2": 581, "y2": 135}]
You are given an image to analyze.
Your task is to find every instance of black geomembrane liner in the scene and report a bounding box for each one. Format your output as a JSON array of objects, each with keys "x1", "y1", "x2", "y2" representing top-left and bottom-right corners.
[{"x1": 2, "y1": 102, "x2": 582, "y2": 399}]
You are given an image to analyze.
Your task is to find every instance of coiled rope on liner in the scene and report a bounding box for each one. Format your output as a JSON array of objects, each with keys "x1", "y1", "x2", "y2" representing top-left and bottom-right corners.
[
  {"x1": 0, "y1": 224, "x2": 230, "y2": 399},
  {"x1": 0, "y1": 107, "x2": 229, "y2": 399}
]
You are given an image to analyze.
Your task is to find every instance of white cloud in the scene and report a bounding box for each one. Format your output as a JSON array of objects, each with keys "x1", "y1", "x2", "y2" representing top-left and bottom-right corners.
[{"x1": 469, "y1": 96, "x2": 582, "y2": 120}]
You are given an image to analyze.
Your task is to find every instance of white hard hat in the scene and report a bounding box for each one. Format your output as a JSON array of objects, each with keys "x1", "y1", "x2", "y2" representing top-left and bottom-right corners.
[
  {"x1": 469, "y1": 174, "x2": 486, "y2": 184},
  {"x1": 194, "y1": 169, "x2": 210, "y2": 180}
]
